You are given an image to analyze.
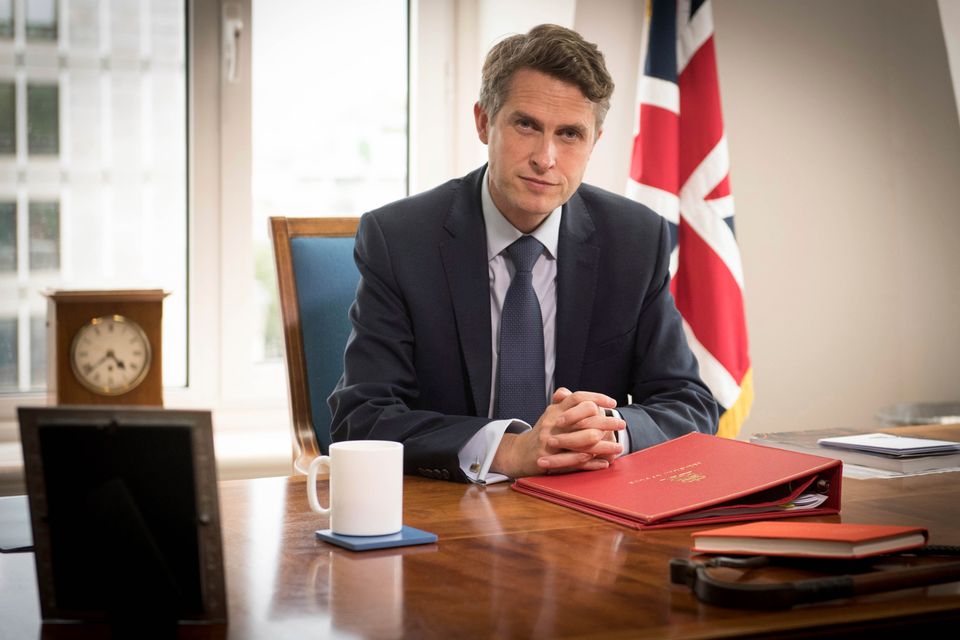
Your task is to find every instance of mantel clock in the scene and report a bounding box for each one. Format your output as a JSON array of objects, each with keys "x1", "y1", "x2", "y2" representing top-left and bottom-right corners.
[{"x1": 44, "y1": 290, "x2": 168, "y2": 406}]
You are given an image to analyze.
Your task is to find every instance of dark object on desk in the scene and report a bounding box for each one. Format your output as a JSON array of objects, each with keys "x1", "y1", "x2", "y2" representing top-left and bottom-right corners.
[
  {"x1": 512, "y1": 433, "x2": 841, "y2": 529},
  {"x1": 751, "y1": 427, "x2": 960, "y2": 474},
  {"x1": 316, "y1": 525, "x2": 438, "y2": 551},
  {"x1": 0, "y1": 494, "x2": 32, "y2": 552},
  {"x1": 18, "y1": 406, "x2": 227, "y2": 626},
  {"x1": 670, "y1": 553, "x2": 960, "y2": 609}
]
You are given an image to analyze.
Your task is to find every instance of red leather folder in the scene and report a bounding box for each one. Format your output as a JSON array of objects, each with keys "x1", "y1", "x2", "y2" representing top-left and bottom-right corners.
[{"x1": 511, "y1": 433, "x2": 842, "y2": 529}]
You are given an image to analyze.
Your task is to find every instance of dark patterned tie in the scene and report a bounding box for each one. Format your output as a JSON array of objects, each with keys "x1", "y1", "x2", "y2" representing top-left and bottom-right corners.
[{"x1": 495, "y1": 235, "x2": 546, "y2": 425}]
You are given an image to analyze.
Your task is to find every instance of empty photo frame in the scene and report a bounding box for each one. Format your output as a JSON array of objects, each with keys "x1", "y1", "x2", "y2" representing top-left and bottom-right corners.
[{"x1": 18, "y1": 406, "x2": 227, "y2": 626}]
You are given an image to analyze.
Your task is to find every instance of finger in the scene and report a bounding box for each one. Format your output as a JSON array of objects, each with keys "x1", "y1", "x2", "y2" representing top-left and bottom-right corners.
[
  {"x1": 584, "y1": 441, "x2": 623, "y2": 457},
  {"x1": 572, "y1": 415, "x2": 626, "y2": 433},
  {"x1": 582, "y1": 458, "x2": 611, "y2": 471},
  {"x1": 555, "y1": 390, "x2": 617, "y2": 412},
  {"x1": 540, "y1": 458, "x2": 612, "y2": 475},
  {"x1": 593, "y1": 451, "x2": 619, "y2": 464},
  {"x1": 556, "y1": 404, "x2": 626, "y2": 432},
  {"x1": 551, "y1": 387, "x2": 572, "y2": 403},
  {"x1": 538, "y1": 453, "x2": 613, "y2": 474},
  {"x1": 569, "y1": 390, "x2": 617, "y2": 408},
  {"x1": 538, "y1": 400, "x2": 611, "y2": 434},
  {"x1": 548, "y1": 427, "x2": 603, "y2": 450},
  {"x1": 549, "y1": 430, "x2": 623, "y2": 456},
  {"x1": 553, "y1": 400, "x2": 600, "y2": 429},
  {"x1": 536, "y1": 451, "x2": 593, "y2": 470}
]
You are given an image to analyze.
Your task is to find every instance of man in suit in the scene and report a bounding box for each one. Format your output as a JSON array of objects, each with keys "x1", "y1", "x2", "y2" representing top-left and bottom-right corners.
[{"x1": 330, "y1": 24, "x2": 718, "y2": 483}]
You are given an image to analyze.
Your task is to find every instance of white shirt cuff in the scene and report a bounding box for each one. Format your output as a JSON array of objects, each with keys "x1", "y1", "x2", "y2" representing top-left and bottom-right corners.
[{"x1": 459, "y1": 419, "x2": 530, "y2": 484}]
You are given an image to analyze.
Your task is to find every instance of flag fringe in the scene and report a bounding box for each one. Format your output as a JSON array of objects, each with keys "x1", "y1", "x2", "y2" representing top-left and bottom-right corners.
[{"x1": 717, "y1": 367, "x2": 753, "y2": 439}]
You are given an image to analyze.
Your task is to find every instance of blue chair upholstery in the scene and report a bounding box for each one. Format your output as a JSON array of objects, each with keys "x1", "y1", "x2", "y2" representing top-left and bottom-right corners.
[
  {"x1": 270, "y1": 217, "x2": 360, "y2": 473},
  {"x1": 291, "y1": 236, "x2": 359, "y2": 453}
]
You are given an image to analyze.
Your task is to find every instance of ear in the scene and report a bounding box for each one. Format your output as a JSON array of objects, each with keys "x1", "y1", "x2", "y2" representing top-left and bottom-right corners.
[
  {"x1": 474, "y1": 102, "x2": 490, "y2": 144},
  {"x1": 593, "y1": 127, "x2": 603, "y2": 147}
]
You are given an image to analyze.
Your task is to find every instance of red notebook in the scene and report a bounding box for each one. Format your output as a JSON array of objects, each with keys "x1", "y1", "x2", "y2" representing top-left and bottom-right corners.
[
  {"x1": 511, "y1": 433, "x2": 841, "y2": 529},
  {"x1": 691, "y1": 521, "x2": 928, "y2": 558}
]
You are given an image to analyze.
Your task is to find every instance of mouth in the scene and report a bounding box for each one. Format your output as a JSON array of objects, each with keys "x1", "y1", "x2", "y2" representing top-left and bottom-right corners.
[{"x1": 520, "y1": 176, "x2": 558, "y2": 189}]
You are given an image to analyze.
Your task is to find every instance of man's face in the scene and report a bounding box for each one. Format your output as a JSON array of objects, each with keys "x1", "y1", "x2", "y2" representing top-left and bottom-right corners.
[{"x1": 475, "y1": 68, "x2": 601, "y2": 233}]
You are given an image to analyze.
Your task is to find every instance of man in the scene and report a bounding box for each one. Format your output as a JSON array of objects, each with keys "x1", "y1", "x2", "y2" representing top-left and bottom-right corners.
[{"x1": 329, "y1": 24, "x2": 718, "y2": 483}]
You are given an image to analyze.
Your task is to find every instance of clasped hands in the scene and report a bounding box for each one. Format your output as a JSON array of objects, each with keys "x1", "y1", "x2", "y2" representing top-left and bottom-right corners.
[{"x1": 491, "y1": 387, "x2": 625, "y2": 478}]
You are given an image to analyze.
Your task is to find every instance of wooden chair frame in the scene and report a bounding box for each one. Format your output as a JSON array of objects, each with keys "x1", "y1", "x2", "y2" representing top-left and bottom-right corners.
[{"x1": 270, "y1": 216, "x2": 360, "y2": 474}]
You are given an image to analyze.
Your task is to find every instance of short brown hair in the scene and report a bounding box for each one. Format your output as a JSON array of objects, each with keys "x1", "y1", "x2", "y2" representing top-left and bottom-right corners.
[{"x1": 478, "y1": 24, "x2": 614, "y2": 130}]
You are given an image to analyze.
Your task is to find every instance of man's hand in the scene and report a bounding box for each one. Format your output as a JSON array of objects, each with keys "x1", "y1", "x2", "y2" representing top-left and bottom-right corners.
[{"x1": 490, "y1": 387, "x2": 625, "y2": 478}]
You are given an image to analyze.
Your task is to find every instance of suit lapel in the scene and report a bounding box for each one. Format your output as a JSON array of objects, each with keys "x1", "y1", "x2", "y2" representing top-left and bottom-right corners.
[
  {"x1": 555, "y1": 192, "x2": 599, "y2": 392},
  {"x1": 439, "y1": 168, "x2": 493, "y2": 416}
]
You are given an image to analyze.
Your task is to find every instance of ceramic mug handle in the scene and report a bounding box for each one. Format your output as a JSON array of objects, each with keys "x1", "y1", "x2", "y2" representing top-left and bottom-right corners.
[{"x1": 307, "y1": 455, "x2": 332, "y2": 514}]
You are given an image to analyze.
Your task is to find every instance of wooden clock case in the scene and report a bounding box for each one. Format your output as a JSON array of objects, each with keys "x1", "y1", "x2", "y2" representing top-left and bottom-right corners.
[{"x1": 44, "y1": 290, "x2": 168, "y2": 406}]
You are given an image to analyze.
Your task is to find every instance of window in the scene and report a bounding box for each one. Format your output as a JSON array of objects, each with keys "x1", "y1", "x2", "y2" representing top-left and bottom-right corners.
[
  {"x1": 29, "y1": 315, "x2": 45, "y2": 387},
  {"x1": 0, "y1": 201, "x2": 14, "y2": 271},
  {"x1": 0, "y1": 0, "x2": 187, "y2": 398},
  {"x1": 0, "y1": 0, "x2": 12, "y2": 39},
  {"x1": 27, "y1": 84, "x2": 58, "y2": 155},
  {"x1": 3, "y1": 0, "x2": 410, "y2": 434},
  {"x1": 0, "y1": 82, "x2": 14, "y2": 154},
  {"x1": 28, "y1": 200, "x2": 58, "y2": 271},
  {"x1": 224, "y1": 0, "x2": 409, "y2": 398},
  {"x1": 26, "y1": 0, "x2": 57, "y2": 41},
  {"x1": 0, "y1": 316, "x2": 15, "y2": 390}
]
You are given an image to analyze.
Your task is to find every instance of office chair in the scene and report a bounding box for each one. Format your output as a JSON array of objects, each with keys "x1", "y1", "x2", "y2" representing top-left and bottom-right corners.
[{"x1": 270, "y1": 216, "x2": 360, "y2": 474}]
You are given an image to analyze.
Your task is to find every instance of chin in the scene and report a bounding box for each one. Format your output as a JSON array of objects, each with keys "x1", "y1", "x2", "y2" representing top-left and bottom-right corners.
[{"x1": 528, "y1": 199, "x2": 562, "y2": 216}]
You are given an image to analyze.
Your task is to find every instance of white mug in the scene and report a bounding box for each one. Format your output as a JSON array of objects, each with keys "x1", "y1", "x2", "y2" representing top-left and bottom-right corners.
[{"x1": 307, "y1": 440, "x2": 404, "y2": 536}]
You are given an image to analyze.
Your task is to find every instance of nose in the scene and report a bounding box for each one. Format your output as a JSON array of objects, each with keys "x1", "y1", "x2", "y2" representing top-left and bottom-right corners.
[{"x1": 529, "y1": 135, "x2": 557, "y2": 172}]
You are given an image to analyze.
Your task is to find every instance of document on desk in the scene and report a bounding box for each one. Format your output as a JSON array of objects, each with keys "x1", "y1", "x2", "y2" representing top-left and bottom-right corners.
[
  {"x1": 817, "y1": 433, "x2": 960, "y2": 457},
  {"x1": 512, "y1": 433, "x2": 841, "y2": 529},
  {"x1": 751, "y1": 428, "x2": 960, "y2": 476}
]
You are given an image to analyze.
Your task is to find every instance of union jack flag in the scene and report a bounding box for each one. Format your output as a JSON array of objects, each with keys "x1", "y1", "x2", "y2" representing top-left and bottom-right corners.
[{"x1": 627, "y1": 0, "x2": 752, "y2": 438}]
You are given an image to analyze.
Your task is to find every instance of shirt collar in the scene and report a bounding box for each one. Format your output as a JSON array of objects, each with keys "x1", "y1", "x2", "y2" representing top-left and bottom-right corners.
[{"x1": 481, "y1": 166, "x2": 561, "y2": 262}]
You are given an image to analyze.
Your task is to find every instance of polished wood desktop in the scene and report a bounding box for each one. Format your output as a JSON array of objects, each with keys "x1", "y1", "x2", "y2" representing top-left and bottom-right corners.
[{"x1": 2, "y1": 467, "x2": 959, "y2": 638}]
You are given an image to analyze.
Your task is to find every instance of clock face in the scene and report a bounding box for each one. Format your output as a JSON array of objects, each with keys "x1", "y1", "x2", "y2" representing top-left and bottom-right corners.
[{"x1": 69, "y1": 315, "x2": 153, "y2": 396}]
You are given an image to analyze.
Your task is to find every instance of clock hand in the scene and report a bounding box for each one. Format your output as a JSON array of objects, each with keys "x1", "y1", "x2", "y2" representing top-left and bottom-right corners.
[
  {"x1": 88, "y1": 353, "x2": 111, "y2": 372},
  {"x1": 104, "y1": 350, "x2": 127, "y2": 370}
]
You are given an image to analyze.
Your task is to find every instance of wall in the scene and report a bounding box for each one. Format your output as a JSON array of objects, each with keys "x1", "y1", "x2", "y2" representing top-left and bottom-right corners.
[
  {"x1": 712, "y1": 0, "x2": 960, "y2": 438},
  {"x1": 432, "y1": 0, "x2": 960, "y2": 439}
]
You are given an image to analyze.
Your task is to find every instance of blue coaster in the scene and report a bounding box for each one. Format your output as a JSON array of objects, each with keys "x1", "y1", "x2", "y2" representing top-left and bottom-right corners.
[{"x1": 315, "y1": 525, "x2": 438, "y2": 551}]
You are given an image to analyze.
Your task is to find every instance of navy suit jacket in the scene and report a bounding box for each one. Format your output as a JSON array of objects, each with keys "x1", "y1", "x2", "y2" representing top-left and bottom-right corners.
[{"x1": 329, "y1": 166, "x2": 719, "y2": 482}]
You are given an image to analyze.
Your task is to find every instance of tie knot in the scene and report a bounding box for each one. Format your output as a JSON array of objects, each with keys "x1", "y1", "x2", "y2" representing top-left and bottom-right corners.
[{"x1": 505, "y1": 236, "x2": 544, "y2": 273}]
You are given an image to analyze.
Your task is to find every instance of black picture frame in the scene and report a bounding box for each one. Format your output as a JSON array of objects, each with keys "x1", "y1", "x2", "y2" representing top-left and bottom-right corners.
[{"x1": 18, "y1": 406, "x2": 227, "y2": 626}]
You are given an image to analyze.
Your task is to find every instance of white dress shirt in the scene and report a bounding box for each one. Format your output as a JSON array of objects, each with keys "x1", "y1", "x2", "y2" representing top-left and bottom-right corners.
[{"x1": 458, "y1": 169, "x2": 628, "y2": 484}]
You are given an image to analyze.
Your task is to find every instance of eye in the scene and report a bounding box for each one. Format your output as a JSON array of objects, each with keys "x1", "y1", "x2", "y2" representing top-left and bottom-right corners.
[
  {"x1": 560, "y1": 129, "x2": 583, "y2": 141},
  {"x1": 516, "y1": 118, "x2": 533, "y2": 130}
]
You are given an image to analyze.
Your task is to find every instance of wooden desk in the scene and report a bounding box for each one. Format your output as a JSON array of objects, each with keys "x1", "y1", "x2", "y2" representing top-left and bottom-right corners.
[{"x1": 2, "y1": 471, "x2": 959, "y2": 638}]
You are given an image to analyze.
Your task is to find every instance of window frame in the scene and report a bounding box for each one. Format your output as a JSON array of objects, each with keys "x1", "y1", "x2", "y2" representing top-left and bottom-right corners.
[
  {"x1": 1, "y1": 0, "x2": 450, "y2": 444},
  {"x1": 0, "y1": 0, "x2": 197, "y2": 424}
]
